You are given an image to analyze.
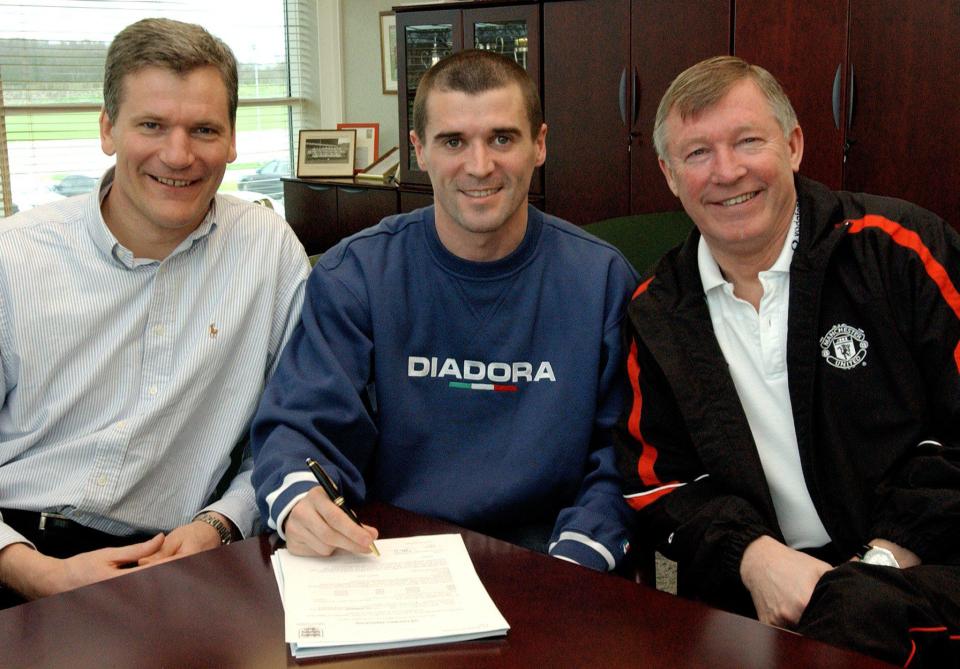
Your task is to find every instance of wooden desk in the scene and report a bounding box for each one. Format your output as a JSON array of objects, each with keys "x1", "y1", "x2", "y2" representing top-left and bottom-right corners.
[{"x1": 0, "y1": 503, "x2": 890, "y2": 668}]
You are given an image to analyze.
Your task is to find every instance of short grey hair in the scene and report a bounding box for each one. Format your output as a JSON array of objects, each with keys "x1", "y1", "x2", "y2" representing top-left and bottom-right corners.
[{"x1": 653, "y1": 56, "x2": 798, "y2": 161}]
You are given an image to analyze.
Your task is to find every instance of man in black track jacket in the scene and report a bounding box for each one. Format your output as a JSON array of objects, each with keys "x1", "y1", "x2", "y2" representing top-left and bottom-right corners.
[{"x1": 616, "y1": 55, "x2": 960, "y2": 668}]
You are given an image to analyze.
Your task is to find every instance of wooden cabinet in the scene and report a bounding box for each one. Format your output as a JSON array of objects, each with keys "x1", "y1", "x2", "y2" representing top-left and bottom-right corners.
[
  {"x1": 396, "y1": 3, "x2": 540, "y2": 189},
  {"x1": 542, "y1": 0, "x2": 730, "y2": 225},
  {"x1": 282, "y1": 178, "x2": 398, "y2": 255},
  {"x1": 735, "y1": 0, "x2": 960, "y2": 226},
  {"x1": 733, "y1": 0, "x2": 847, "y2": 190}
]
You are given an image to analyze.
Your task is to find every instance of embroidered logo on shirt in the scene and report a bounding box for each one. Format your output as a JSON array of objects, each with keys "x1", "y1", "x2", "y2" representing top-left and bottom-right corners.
[
  {"x1": 407, "y1": 356, "x2": 556, "y2": 393},
  {"x1": 209, "y1": 323, "x2": 219, "y2": 339},
  {"x1": 819, "y1": 323, "x2": 868, "y2": 370}
]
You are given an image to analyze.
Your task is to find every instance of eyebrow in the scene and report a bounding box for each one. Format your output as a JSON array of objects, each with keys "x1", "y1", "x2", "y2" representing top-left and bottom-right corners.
[
  {"x1": 675, "y1": 124, "x2": 761, "y2": 150},
  {"x1": 431, "y1": 126, "x2": 523, "y2": 143},
  {"x1": 129, "y1": 112, "x2": 227, "y2": 131}
]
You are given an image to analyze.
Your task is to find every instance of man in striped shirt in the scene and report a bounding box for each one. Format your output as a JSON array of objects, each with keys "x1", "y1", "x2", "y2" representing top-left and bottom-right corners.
[{"x1": 0, "y1": 18, "x2": 308, "y2": 607}]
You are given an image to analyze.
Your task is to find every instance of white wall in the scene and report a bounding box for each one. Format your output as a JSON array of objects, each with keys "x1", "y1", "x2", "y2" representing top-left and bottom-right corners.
[{"x1": 341, "y1": 0, "x2": 401, "y2": 156}]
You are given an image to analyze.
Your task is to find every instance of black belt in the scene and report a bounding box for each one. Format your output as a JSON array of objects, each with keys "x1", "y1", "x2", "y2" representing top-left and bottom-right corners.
[
  {"x1": 1, "y1": 509, "x2": 79, "y2": 533},
  {"x1": 0, "y1": 508, "x2": 152, "y2": 555}
]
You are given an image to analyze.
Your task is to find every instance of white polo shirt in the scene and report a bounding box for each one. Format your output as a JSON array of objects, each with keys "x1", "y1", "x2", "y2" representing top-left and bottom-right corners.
[{"x1": 698, "y1": 207, "x2": 831, "y2": 549}]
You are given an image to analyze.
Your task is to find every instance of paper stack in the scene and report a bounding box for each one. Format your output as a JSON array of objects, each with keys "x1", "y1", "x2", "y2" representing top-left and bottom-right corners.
[{"x1": 271, "y1": 534, "x2": 509, "y2": 658}]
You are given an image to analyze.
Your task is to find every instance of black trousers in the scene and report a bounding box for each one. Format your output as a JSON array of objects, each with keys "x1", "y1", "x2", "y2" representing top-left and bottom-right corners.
[
  {"x1": 797, "y1": 561, "x2": 960, "y2": 668},
  {"x1": 0, "y1": 509, "x2": 153, "y2": 610}
]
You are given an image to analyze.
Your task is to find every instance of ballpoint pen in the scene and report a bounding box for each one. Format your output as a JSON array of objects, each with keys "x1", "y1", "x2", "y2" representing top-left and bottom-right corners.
[{"x1": 305, "y1": 458, "x2": 380, "y2": 556}]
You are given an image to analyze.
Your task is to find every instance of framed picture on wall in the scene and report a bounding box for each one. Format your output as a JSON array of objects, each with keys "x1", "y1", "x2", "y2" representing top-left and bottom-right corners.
[
  {"x1": 337, "y1": 122, "x2": 380, "y2": 172},
  {"x1": 297, "y1": 129, "x2": 356, "y2": 178},
  {"x1": 380, "y1": 11, "x2": 398, "y2": 94}
]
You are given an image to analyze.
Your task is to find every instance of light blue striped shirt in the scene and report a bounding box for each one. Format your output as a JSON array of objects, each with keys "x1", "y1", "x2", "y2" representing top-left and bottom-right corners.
[{"x1": 0, "y1": 169, "x2": 309, "y2": 550}]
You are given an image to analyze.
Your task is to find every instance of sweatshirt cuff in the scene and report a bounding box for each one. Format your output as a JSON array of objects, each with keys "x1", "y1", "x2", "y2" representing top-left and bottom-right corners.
[
  {"x1": 263, "y1": 472, "x2": 317, "y2": 539},
  {"x1": 549, "y1": 531, "x2": 617, "y2": 572}
]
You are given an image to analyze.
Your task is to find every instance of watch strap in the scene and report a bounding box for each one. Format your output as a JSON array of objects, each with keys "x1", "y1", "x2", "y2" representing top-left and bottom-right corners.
[
  {"x1": 194, "y1": 511, "x2": 234, "y2": 545},
  {"x1": 858, "y1": 544, "x2": 900, "y2": 568}
]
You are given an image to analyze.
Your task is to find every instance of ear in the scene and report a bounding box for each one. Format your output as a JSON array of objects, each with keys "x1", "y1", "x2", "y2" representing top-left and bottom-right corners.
[
  {"x1": 228, "y1": 127, "x2": 238, "y2": 164},
  {"x1": 410, "y1": 129, "x2": 427, "y2": 170},
  {"x1": 99, "y1": 108, "x2": 116, "y2": 156},
  {"x1": 787, "y1": 124, "x2": 804, "y2": 173},
  {"x1": 533, "y1": 123, "x2": 547, "y2": 167},
  {"x1": 658, "y1": 157, "x2": 680, "y2": 197}
]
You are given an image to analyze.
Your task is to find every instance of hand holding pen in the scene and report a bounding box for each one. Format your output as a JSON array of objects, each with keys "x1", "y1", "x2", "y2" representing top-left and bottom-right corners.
[{"x1": 305, "y1": 458, "x2": 380, "y2": 556}]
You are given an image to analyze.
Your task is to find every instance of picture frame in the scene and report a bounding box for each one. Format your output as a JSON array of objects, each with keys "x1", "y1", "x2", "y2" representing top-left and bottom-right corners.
[
  {"x1": 337, "y1": 122, "x2": 380, "y2": 173},
  {"x1": 356, "y1": 146, "x2": 401, "y2": 182},
  {"x1": 379, "y1": 11, "x2": 398, "y2": 94},
  {"x1": 297, "y1": 129, "x2": 356, "y2": 178}
]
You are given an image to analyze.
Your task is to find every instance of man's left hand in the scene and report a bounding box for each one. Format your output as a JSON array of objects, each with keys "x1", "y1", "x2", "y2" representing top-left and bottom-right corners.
[{"x1": 137, "y1": 513, "x2": 232, "y2": 566}]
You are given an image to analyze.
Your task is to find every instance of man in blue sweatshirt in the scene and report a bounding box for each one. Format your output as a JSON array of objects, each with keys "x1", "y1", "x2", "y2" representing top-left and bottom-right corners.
[{"x1": 251, "y1": 49, "x2": 637, "y2": 571}]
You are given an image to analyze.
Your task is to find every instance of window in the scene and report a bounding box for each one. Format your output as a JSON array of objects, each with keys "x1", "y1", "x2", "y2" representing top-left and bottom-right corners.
[{"x1": 0, "y1": 0, "x2": 319, "y2": 217}]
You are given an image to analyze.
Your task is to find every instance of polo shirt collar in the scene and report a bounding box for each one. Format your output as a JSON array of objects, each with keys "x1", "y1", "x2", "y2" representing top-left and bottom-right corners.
[{"x1": 697, "y1": 202, "x2": 800, "y2": 295}]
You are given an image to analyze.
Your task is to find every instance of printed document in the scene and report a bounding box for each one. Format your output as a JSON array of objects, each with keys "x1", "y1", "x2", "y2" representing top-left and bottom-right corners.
[{"x1": 271, "y1": 533, "x2": 509, "y2": 658}]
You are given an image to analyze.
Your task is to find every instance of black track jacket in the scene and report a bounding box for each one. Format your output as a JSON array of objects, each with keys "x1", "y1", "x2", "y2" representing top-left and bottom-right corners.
[{"x1": 616, "y1": 176, "x2": 960, "y2": 606}]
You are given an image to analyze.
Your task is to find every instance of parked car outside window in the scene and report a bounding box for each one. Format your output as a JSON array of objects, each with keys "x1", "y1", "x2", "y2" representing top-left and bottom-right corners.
[
  {"x1": 51, "y1": 174, "x2": 98, "y2": 197},
  {"x1": 237, "y1": 159, "x2": 291, "y2": 200}
]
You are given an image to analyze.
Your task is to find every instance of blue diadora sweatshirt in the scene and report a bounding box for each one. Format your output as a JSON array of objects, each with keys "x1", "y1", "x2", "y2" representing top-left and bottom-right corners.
[{"x1": 251, "y1": 205, "x2": 637, "y2": 571}]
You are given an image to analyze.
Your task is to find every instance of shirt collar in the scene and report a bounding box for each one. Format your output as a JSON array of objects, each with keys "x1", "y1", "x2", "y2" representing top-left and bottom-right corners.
[
  {"x1": 88, "y1": 166, "x2": 219, "y2": 269},
  {"x1": 698, "y1": 202, "x2": 800, "y2": 294}
]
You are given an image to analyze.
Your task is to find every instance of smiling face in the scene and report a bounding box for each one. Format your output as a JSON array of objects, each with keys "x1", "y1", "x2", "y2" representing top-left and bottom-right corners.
[
  {"x1": 658, "y1": 78, "x2": 803, "y2": 261},
  {"x1": 411, "y1": 83, "x2": 547, "y2": 261},
  {"x1": 99, "y1": 65, "x2": 237, "y2": 257}
]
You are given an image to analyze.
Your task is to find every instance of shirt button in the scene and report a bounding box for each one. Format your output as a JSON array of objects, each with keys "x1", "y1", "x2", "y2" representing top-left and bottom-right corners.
[
  {"x1": 153, "y1": 325, "x2": 165, "y2": 336},
  {"x1": 148, "y1": 385, "x2": 158, "y2": 396},
  {"x1": 115, "y1": 420, "x2": 126, "y2": 430},
  {"x1": 96, "y1": 475, "x2": 108, "y2": 487}
]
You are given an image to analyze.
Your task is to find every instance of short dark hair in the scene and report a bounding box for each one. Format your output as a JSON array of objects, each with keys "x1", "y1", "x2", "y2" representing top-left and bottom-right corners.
[
  {"x1": 654, "y1": 55, "x2": 798, "y2": 161},
  {"x1": 412, "y1": 49, "x2": 542, "y2": 141},
  {"x1": 103, "y1": 18, "x2": 238, "y2": 127}
]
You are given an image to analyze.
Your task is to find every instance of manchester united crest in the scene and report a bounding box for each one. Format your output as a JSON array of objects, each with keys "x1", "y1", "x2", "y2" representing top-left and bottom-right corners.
[{"x1": 820, "y1": 323, "x2": 868, "y2": 370}]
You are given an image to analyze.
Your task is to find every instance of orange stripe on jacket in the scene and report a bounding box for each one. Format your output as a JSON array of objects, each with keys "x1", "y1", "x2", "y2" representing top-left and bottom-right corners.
[
  {"x1": 625, "y1": 307, "x2": 683, "y2": 511},
  {"x1": 627, "y1": 339, "x2": 660, "y2": 488},
  {"x1": 846, "y1": 215, "x2": 960, "y2": 372},
  {"x1": 633, "y1": 275, "x2": 654, "y2": 300}
]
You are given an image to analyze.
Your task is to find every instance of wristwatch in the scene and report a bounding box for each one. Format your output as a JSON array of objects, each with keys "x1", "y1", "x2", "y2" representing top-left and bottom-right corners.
[
  {"x1": 857, "y1": 544, "x2": 900, "y2": 568},
  {"x1": 194, "y1": 511, "x2": 234, "y2": 545}
]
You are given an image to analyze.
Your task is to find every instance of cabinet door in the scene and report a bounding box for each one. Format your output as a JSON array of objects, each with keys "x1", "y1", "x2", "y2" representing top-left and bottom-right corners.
[
  {"x1": 337, "y1": 187, "x2": 399, "y2": 239},
  {"x1": 734, "y1": 0, "x2": 848, "y2": 190},
  {"x1": 845, "y1": 0, "x2": 960, "y2": 225},
  {"x1": 283, "y1": 180, "x2": 338, "y2": 256},
  {"x1": 400, "y1": 190, "x2": 435, "y2": 213},
  {"x1": 463, "y1": 4, "x2": 542, "y2": 195},
  {"x1": 397, "y1": 9, "x2": 462, "y2": 186},
  {"x1": 543, "y1": 0, "x2": 631, "y2": 225},
  {"x1": 631, "y1": 0, "x2": 731, "y2": 214}
]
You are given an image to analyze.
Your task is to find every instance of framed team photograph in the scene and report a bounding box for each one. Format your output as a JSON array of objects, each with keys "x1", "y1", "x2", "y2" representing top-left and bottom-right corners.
[
  {"x1": 297, "y1": 129, "x2": 356, "y2": 178},
  {"x1": 337, "y1": 122, "x2": 380, "y2": 173}
]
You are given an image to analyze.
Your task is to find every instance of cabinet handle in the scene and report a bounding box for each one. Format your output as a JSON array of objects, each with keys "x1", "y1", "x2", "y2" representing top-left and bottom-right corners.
[
  {"x1": 847, "y1": 64, "x2": 855, "y2": 131},
  {"x1": 340, "y1": 187, "x2": 367, "y2": 194},
  {"x1": 618, "y1": 67, "x2": 628, "y2": 127},
  {"x1": 832, "y1": 63, "x2": 842, "y2": 130},
  {"x1": 306, "y1": 185, "x2": 333, "y2": 193},
  {"x1": 632, "y1": 66, "x2": 641, "y2": 131}
]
